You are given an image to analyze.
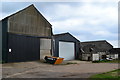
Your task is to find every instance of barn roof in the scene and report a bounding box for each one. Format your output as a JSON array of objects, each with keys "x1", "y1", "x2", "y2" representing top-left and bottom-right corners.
[
  {"x1": 81, "y1": 40, "x2": 113, "y2": 53},
  {"x1": 1, "y1": 4, "x2": 52, "y2": 26},
  {"x1": 54, "y1": 32, "x2": 69, "y2": 36},
  {"x1": 54, "y1": 32, "x2": 80, "y2": 42},
  {"x1": 82, "y1": 40, "x2": 106, "y2": 43},
  {"x1": 109, "y1": 48, "x2": 120, "y2": 54},
  {"x1": 81, "y1": 40, "x2": 113, "y2": 47}
]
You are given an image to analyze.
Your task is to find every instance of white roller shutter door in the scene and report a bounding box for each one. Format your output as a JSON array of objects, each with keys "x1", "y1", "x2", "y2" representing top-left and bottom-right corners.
[{"x1": 59, "y1": 41, "x2": 75, "y2": 60}]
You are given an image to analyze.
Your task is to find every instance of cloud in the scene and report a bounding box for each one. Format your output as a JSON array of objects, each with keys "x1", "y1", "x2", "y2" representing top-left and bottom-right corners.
[
  {"x1": 46, "y1": 2, "x2": 117, "y2": 22},
  {"x1": 51, "y1": 18, "x2": 85, "y2": 32},
  {"x1": 93, "y1": 31, "x2": 118, "y2": 38},
  {"x1": 1, "y1": 1, "x2": 118, "y2": 47},
  {"x1": 108, "y1": 40, "x2": 118, "y2": 48},
  {"x1": 49, "y1": 2, "x2": 118, "y2": 47},
  {"x1": 47, "y1": 3, "x2": 117, "y2": 26}
]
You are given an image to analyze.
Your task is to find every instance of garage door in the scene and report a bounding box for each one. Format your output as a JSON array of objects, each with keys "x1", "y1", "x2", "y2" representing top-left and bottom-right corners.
[{"x1": 59, "y1": 41, "x2": 75, "y2": 60}]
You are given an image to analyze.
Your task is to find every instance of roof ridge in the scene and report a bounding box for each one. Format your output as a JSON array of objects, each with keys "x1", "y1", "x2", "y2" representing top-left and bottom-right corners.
[
  {"x1": 81, "y1": 40, "x2": 106, "y2": 43},
  {"x1": 54, "y1": 32, "x2": 80, "y2": 42},
  {"x1": 54, "y1": 32, "x2": 69, "y2": 36}
]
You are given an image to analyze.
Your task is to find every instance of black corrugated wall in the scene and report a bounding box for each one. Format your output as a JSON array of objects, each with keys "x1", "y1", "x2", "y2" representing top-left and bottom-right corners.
[
  {"x1": 7, "y1": 33, "x2": 40, "y2": 63},
  {"x1": 2, "y1": 18, "x2": 8, "y2": 63},
  {"x1": 53, "y1": 33, "x2": 81, "y2": 59}
]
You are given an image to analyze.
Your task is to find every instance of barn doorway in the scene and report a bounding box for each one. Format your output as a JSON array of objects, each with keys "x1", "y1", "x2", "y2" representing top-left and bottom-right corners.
[
  {"x1": 7, "y1": 34, "x2": 40, "y2": 63},
  {"x1": 59, "y1": 41, "x2": 75, "y2": 60},
  {"x1": 88, "y1": 56, "x2": 91, "y2": 61},
  {"x1": 102, "y1": 55, "x2": 107, "y2": 60},
  {"x1": 40, "y1": 38, "x2": 51, "y2": 60}
]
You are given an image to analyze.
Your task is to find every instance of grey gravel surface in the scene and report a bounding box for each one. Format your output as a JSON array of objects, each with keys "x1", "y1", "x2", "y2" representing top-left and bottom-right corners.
[{"x1": 1, "y1": 60, "x2": 119, "y2": 78}]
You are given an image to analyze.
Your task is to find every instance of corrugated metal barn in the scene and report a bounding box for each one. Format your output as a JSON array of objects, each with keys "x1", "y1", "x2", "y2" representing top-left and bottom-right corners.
[
  {"x1": 52, "y1": 33, "x2": 81, "y2": 60},
  {"x1": 108, "y1": 48, "x2": 119, "y2": 60},
  {"x1": 7, "y1": 33, "x2": 40, "y2": 62},
  {"x1": 1, "y1": 4, "x2": 53, "y2": 63},
  {"x1": 80, "y1": 40, "x2": 113, "y2": 61}
]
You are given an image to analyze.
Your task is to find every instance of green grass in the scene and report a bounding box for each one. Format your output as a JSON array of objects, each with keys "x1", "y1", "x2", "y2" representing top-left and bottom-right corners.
[
  {"x1": 92, "y1": 60, "x2": 120, "y2": 63},
  {"x1": 90, "y1": 69, "x2": 120, "y2": 79}
]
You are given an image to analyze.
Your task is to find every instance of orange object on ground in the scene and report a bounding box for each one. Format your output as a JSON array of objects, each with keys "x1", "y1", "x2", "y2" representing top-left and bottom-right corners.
[
  {"x1": 54, "y1": 58, "x2": 64, "y2": 64},
  {"x1": 44, "y1": 56, "x2": 64, "y2": 64}
]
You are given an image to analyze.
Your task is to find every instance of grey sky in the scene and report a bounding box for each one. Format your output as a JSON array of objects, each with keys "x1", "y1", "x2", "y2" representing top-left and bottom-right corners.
[{"x1": 1, "y1": 0, "x2": 119, "y2": 47}]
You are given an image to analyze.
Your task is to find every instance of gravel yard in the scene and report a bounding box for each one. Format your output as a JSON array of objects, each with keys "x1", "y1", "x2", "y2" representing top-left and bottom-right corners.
[{"x1": 1, "y1": 60, "x2": 119, "y2": 78}]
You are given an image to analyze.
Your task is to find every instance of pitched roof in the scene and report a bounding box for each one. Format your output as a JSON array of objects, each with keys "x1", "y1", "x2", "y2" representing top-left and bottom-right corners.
[
  {"x1": 81, "y1": 40, "x2": 113, "y2": 53},
  {"x1": 81, "y1": 40, "x2": 106, "y2": 43},
  {"x1": 109, "y1": 48, "x2": 120, "y2": 54},
  {"x1": 54, "y1": 32, "x2": 80, "y2": 42},
  {"x1": 1, "y1": 4, "x2": 52, "y2": 26},
  {"x1": 54, "y1": 32, "x2": 69, "y2": 36},
  {"x1": 81, "y1": 40, "x2": 113, "y2": 47}
]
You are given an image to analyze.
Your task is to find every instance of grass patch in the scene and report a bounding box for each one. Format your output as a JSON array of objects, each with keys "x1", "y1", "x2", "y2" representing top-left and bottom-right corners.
[
  {"x1": 90, "y1": 69, "x2": 120, "y2": 79},
  {"x1": 92, "y1": 60, "x2": 120, "y2": 63}
]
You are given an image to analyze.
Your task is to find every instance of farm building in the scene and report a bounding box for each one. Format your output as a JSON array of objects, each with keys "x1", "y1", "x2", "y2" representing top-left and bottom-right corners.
[
  {"x1": 1, "y1": 4, "x2": 53, "y2": 63},
  {"x1": 52, "y1": 33, "x2": 81, "y2": 60},
  {"x1": 80, "y1": 40, "x2": 113, "y2": 61},
  {"x1": 108, "y1": 48, "x2": 119, "y2": 60}
]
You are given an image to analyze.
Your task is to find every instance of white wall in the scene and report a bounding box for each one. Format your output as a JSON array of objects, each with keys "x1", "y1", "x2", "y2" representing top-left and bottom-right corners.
[
  {"x1": 115, "y1": 54, "x2": 118, "y2": 59},
  {"x1": 40, "y1": 39, "x2": 51, "y2": 60},
  {"x1": 108, "y1": 54, "x2": 118, "y2": 59},
  {"x1": 82, "y1": 54, "x2": 91, "y2": 61},
  {"x1": 92, "y1": 54, "x2": 99, "y2": 61}
]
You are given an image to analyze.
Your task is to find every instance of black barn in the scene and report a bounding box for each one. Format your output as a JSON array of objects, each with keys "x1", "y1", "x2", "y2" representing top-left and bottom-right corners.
[
  {"x1": 1, "y1": 4, "x2": 53, "y2": 63},
  {"x1": 52, "y1": 33, "x2": 81, "y2": 60}
]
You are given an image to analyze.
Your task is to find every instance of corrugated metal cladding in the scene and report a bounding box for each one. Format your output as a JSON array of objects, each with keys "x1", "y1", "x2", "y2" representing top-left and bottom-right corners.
[
  {"x1": 40, "y1": 39, "x2": 51, "y2": 60},
  {"x1": 8, "y1": 5, "x2": 52, "y2": 37},
  {"x1": 81, "y1": 40, "x2": 113, "y2": 61},
  {"x1": 2, "y1": 18, "x2": 8, "y2": 63},
  {"x1": 1, "y1": 5, "x2": 53, "y2": 63},
  {"x1": 7, "y1": 33, "x2": 40, "y2": 62},
  {"x1": 82, "y1": 54, "x2": 91, "y2": 61},
  {"x1": 81, "y1": 40, "x2": 113, "y2": 52},
  {"x1": 53, "y1": 33, "x2": 81, "y2": 60},
  {"x1": 92, "y1": 54, "x2": 99, "y2": 61}
]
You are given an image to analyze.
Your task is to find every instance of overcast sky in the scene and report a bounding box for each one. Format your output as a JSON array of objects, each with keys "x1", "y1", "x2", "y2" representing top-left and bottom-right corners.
[{"x1": 1, "y1": 0, "x2": 119, "y2": 48}]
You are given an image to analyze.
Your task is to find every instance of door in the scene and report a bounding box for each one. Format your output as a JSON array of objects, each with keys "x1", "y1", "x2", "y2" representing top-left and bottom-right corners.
[
  {"x1": 59, "y1": 41, "x2": 75, "y2": 60},
  {"x1": 7, "y1": 34, "x2": 40, "y2": 62},
  {"x1": 40, "y1": 38, "x2": 51, "y2": 60},
  {"x1": 102, "y1": 55, "x2": 107, "y2": 60},
  {"x1": 88, "y1": 56, "x2": 91, "y2": 61}
]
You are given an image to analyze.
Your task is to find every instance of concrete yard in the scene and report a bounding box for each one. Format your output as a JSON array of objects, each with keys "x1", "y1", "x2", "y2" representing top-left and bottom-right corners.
[{"x1": 1, "y1": 60, "x2": 119, "y2": 78}]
